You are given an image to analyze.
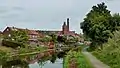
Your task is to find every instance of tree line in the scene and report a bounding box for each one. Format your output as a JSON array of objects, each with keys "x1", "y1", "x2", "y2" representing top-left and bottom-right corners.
[{"x1": 80, "y1": 2, "x2": 120, "y2": 50}]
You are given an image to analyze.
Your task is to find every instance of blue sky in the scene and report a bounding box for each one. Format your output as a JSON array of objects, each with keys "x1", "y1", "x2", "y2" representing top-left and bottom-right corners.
[{"x1": 0, "y1": 0, "x2": 120, "y2": 33}]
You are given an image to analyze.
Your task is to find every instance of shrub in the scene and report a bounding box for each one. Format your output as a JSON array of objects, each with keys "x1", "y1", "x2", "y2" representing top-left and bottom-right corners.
[
  {"x1": 64, "y1": 49, "x2": 92, "y2": 68},
  {"x1": 2, "y1": 40, "x2": 25, "y2": 48},
  {"x1": 93, "y1": 30, "x2": 120, "y2": 68}
]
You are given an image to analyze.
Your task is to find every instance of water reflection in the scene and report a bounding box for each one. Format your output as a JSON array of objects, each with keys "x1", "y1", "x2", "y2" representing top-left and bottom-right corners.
[
  {"x1": 2, "y1": 59, "x2": 29, "y2": 68},
  {"x1": 0, "y1": 48, "x2": 67, "y2": 68},
  {"x1": 29, "y1": 59, "x2": 63, "y2": 68},
  {"x1": 0, "y1": 51, "x2": 65, "y2": 68},
  {"x1": 1, "y1": 58, "x2": 63, "y2": 68}
]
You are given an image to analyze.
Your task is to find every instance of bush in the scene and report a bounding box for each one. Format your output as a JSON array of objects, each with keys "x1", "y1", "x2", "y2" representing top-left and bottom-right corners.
[
  {"x1": 2, "y1": 40, "x2": 25, "y2": 48},
  {"x1": 92, "y1": 31, "x2": 120, "y2": 68},
  {"x1": 63, "y1": 50, "x2": 92, "y2": 68}
]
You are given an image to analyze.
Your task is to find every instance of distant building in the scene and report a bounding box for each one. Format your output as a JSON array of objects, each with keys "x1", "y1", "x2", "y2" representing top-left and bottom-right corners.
[
  {"x1": 2, "y1": 18, "x2": 78, "y2": 46},
  {"x1": 2, "y1": 27, "x2": 43, "y2": 45},
  {"x1": 0, "y1": 31, "x2": 3, "y2": 45},
  {"x1": 38, "y1": 18, "x2": 76, "y2": 36},
  {"x1": 0, "y1": 31, "x2": 2, "y2": 35}
]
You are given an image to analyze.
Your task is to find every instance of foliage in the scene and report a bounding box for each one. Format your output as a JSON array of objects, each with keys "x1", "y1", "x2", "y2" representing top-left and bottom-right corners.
[
  {"x1": 0, "y1": 50, "x2": 11, "y2": 65},
  {"x1": 35, "y1": 46, "x2": 48, "y2": 51},
  {"x1": 50, "y1": 33, "x2": 57, "y2": 43},
  {"x1": 4, "y1": 30, "x2": 29, "y2": 45},
  {"x1": 109, "y1": 13, "x2": 120, "y2": 32},
  {"x1": 80, "y1": 2, "x2": 112, "y2": 49},
  {"x1": 67, "y1": 35, "x2": 78, "y2": 43},
  {"x1": 57, "y1": 35, "x2": 67, "y2": 43},
  {"x1": 2, "y1": 59, "x2": 29, "y2": 68},
  {"x1": 63, "y1": 48, "x2": 93, "y2": 68},
  {"x1": 50, "y1": 54, "x2": 57, "y2": 63},
  {"x1": 39, "y1": 35, "x2": 52, "y2": 42},
  {"x1": 2, "y1": 40, "x2": 25, "y2": 48},
  {"x1": 92, "y1": 30, "x2": 120, "y2": 68}
]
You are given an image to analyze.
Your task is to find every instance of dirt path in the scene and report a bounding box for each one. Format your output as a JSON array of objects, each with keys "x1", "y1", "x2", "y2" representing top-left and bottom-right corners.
[{"x1": 82, "y1": 52, "x2": 110, "y2": 68}]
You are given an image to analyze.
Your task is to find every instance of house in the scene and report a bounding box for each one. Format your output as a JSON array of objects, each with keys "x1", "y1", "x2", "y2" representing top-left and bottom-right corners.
[
  {"x1": 0, "y1": 31, "x2": 2, "y2": 35},
  {"x1": 2, "y1": 27, "x2": 43, "y2": 46},
  {"x1": 0, "y1": 31, "x2": 3, "y2": 45},
  {"x1": 2, "y1": 18, "x2": 78, "y2": 46}
]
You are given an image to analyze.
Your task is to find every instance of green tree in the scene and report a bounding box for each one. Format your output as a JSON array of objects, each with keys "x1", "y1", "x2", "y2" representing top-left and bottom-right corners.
[
  {"x1": 109, "y1": 13, "x2": 120, "y2": 32},
  {"x1": 50, "y1": 33, "x2": 57, "y2": 43},
  {"x1": 39, "y1": 35, "x2": 52, "y2": 42},
  {"x1": 4, "y1": 30, "x2": 29, "y2": 44},
  {"x1": 80, "y1": 2, "x2": 112, "y2": 49}
]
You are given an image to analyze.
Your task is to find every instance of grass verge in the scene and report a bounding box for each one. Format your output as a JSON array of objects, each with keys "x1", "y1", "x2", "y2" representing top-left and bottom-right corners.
[{"x1": 63, "y1": 49, "x2": 93, "y2": 68}]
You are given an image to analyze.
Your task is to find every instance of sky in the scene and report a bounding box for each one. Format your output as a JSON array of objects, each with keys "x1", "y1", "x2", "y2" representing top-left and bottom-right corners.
[{"x1": 0, "y1": 0, "x2": 120, "y2": 33}]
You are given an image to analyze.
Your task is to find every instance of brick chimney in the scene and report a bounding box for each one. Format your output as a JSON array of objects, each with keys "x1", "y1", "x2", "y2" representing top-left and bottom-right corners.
[
  {"x1": 62, "y1": 22, "x2": 66, "y2": 32},
  {"x1": 67, "y1": 18, "x2": 69, "y2": 31}
]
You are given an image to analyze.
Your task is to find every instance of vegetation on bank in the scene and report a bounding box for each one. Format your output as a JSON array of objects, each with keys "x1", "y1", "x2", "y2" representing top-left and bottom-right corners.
[
  {"x1": 80, "y1": 2, "x2": 120, "y2": 68},
  {"x1": 63, "y1": 47, "x2": 93, "y2": 68},
  {"x1": 92, "y1": 31, "x2": 120, "y2": 68},
  {"x1": 80, "y1": 2, "x2": 120, "y2": 50}
]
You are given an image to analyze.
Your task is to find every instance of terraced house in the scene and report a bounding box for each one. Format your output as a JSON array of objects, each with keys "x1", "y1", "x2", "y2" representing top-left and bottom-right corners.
[
  {"x1": 2, "y1": 18, "x2": 79, "y2": 45},
  {"x1": 2, "y1": 27, "x2": 43, "y2": 45},
  {"x1": 0, "y1": 31, "x2": 2, "y2": 36}
]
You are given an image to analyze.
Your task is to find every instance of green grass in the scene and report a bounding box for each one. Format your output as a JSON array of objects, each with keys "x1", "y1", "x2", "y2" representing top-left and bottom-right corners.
[
  {"x1": 91, "y1": 31, "x2": 120, "y2": 68},
  {"x1": 82, "y1": 53, "x2": 94, "y2": 68},
  {"x1": 63, "y1": 49, "x2": 93, "y2": 68}
]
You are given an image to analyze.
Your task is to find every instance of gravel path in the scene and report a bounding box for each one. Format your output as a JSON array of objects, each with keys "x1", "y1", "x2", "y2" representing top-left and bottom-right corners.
[{"x1": 82, "y1": 52, "x2": 110, "y2": 68}]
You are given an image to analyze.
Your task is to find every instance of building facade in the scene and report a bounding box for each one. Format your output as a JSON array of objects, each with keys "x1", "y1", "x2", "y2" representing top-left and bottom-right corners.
[
  {"x1": 2, "y1": 27, "x2": 43, "y2": 46},
  {"x1": 38, "y1": 18, "x2": 76, "y2": 36},
  {"x1": 2, "y1": 18, "x2": 77, "y2": 46}
]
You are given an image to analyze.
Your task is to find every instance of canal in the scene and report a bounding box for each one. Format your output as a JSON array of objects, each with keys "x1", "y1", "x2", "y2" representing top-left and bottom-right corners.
[{"x1": 29, "y1": 59, "x2": 63, "y2": 68}]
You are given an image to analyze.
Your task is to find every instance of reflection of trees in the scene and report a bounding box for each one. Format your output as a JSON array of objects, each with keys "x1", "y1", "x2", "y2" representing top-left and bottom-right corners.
[
  {"x1": 50, "y1": 54, "x2": 57, "y2": 63},
  {"x1": 57, "y1": 51, "x2": 67, "y2": 59},
  {"x1": 2, "y1": 59, "x2": 29, "y2": 68},
  {"x1": 38, "y1": 61, "x2": 47, "y2": 68},
  {"x1": 38, "y1": 57, "x2": 48, "y2": 68}
]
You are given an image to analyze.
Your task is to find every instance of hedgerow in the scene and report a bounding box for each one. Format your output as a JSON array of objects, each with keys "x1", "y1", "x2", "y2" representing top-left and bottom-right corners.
[{"x1": 93, "y1": 31, "x2": 120, "y2": 68}]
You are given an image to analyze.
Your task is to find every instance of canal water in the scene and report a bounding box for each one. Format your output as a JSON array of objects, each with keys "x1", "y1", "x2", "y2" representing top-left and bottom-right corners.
[{"x1": 29, "y1": 59, "x2": 63, "y2": 68}]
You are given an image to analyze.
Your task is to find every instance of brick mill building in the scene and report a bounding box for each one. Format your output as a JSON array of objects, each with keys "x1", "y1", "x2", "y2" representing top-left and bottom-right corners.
[
  {"x1": 38, "y1": 18, "x2": 76, "y2": 36},
  {"x1": 2, "y1": 18, "x2": 78, "y2": 45}
]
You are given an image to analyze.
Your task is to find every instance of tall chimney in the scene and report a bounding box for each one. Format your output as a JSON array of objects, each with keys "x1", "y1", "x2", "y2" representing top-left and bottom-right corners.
[{"x1": 67, "y1": 18, "x2": 69, "y2": 31}]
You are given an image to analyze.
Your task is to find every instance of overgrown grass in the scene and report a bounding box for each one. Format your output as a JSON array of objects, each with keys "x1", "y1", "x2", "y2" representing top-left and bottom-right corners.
[
  {"x1": 92, "y1": 31, "x2": 120, "y2": 68},
  {"x1": 63, "y1": 47, "x2": 93, "y2": 68},
  {"x1": 0, "y1": 46, "x2": 14, "y2": 53}
]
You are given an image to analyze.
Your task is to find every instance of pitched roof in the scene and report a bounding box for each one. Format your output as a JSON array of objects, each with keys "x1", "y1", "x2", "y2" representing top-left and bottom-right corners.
[
  {"x1": 5, "y1": 27, "x2": 39, "y2": 35},
  {"x1": 28, "y1": 30, "x2": 38, "y2": 35},
  {"x1": 0, "y1": 31, "x2": 2, "y2": 34}
]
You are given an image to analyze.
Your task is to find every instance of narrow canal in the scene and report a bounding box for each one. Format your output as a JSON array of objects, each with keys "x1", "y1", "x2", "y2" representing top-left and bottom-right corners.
[{"x1": 29, "y1": 59, "x2": 63, "y2": 68}]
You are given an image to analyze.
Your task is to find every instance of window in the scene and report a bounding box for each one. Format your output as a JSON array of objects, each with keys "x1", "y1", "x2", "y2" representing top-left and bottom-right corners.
[
  {"x1": 8, "y1": 34, "x2": 11, "y2": 37},
  {"x1": 33, "y1": 35, "x2": 35, "y2": 38},
  {"x1": 7, "y1": 29, "x2": 9, "y2": 31}
]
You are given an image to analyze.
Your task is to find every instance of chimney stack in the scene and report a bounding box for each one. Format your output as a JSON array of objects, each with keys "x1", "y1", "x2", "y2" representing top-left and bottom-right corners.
[{"x1": 67, "y1": 18, "x2": 69, "y2": 31}]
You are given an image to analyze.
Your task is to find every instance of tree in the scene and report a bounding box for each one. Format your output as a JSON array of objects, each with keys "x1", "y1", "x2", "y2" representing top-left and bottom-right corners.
[
  {"x1": 50, "y1": 33, "x2": 57, "y2": 43},
  {"x1": 4, "y1": 30, "x2": 29, "y2": 44},
  {"x1": 80, "y1": 2, "x2": 112, "y2": 49},
  {"x1": 39, "y1": 35, "x2": 52, "y2": 42},
  {"x1": 57, "y1": 35, "x2": 67, "y2": 43},
  {"x1": 109, "y1": 13, "x2": 120, "y2": 32}
]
